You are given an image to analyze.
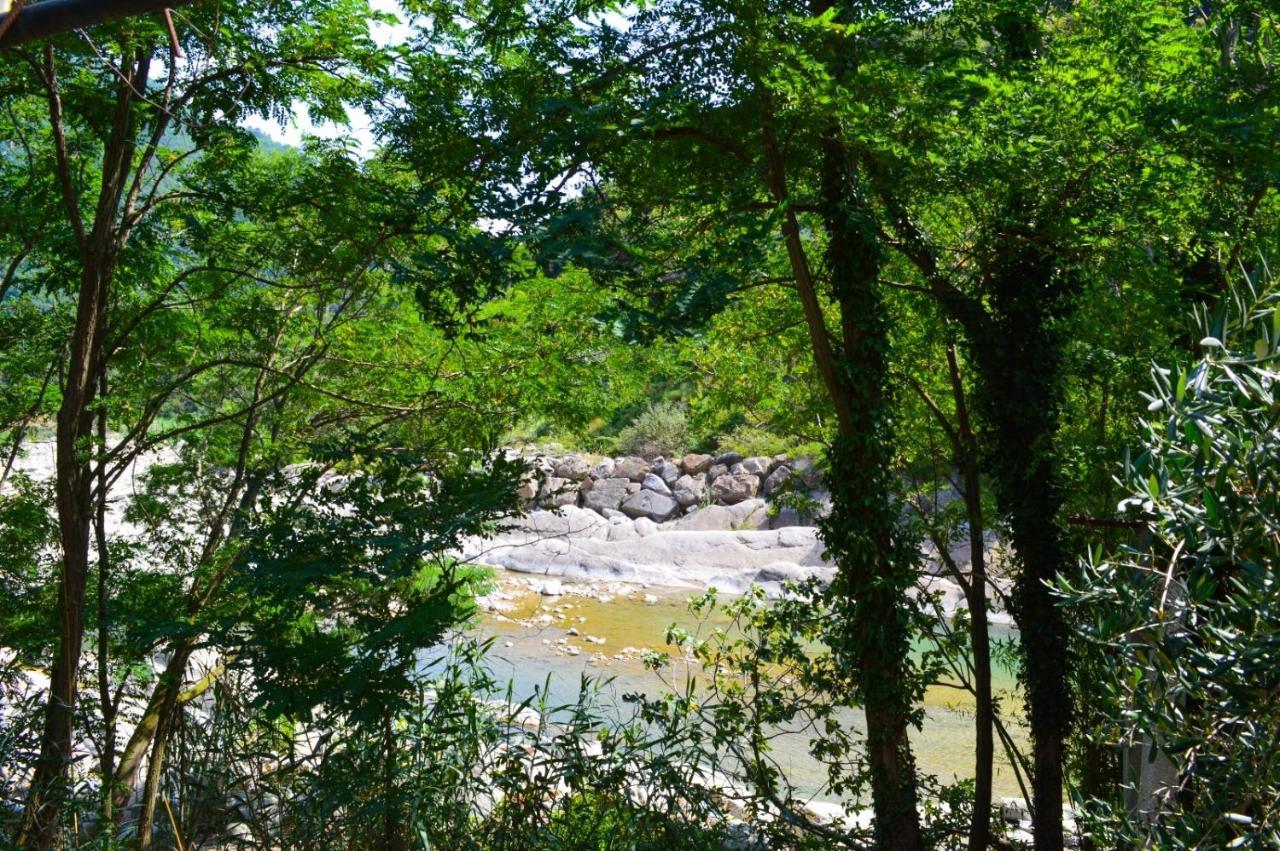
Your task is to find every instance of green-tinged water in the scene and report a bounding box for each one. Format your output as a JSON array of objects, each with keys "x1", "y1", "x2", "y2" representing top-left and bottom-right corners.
[{"x1": 475, "y1": 570, "x2": 1030, "y2": 802}]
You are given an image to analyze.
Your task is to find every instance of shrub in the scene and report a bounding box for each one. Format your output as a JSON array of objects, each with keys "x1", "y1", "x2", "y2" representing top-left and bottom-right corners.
[
  {"x1": 1065, "y1": 268, "x2": 1280, "y2": 846},
  {"x1": 616, "y1": 402, "x2": 690, "y2": 458}
]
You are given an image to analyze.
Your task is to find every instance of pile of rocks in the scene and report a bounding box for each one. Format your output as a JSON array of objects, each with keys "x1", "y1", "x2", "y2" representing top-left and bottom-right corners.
[{"x1": 517, "y1": 451, "x2": 822, "y2": 523}]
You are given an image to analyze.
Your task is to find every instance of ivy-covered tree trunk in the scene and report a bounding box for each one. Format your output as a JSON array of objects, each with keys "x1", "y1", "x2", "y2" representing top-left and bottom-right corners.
[
  {"x1": 820, "y1": 135, "x2": 924, "y2": 850},
  {"x1": 969, "y1": 214, "x2": 1075, "y2": 851}
]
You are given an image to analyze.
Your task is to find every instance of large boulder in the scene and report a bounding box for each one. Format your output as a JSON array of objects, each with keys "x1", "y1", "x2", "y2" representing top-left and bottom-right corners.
[
  {"x1": 553, "y1": 454, "x2": 592, "y2": 480},
  {"x1": 615, "y1": 456, "x2": 650, "y2": 481},
  {"x1": 641, "y1": 473, "x2": 672, "y2": 496},
  {"x1": 652, "y1": 457, "x2": 681, "y2": 486},
  {"x1": 792, "y1": 456, "x2": 822, "y2": 487},
  {"x1": 605, "y1": 517, "x2": 640, "y2": 542},
  {"x1": 633, "y1": 517, "x2": 659, "y2": 537},
  {"x1": 740, "y1": 456, "x2": 770, "y2": 477},
  {"x1": 538, "y1": 476, "x2": 579, "y2": 507},
  {"x1": 620, "y1": 489, "x2": 679, "y2": 522},
  {"x1": 582, "y1": 477, "x2": 630, "y2": 513},
  {"x1": 664, "y1": 499, "x2": 768, "y2": 531},
  {"x1": 590, "y1": 458, "x2": 617, "y2": 479},
  {"x1": 711, "y1": 472, "x2": 759, "y2": 504},
  {"x1": 762, "y1": 464, "x2": 792, "y2": 496},
  {"x1": 727, "y1": 498, "x2": 770, "y2": 530},
  {"x1": 707, "y1": 463, "x2": 729, "y2": 482},
  {"x1": 681, "y1": 453, "x2": 714, "y2": 475},
  {"x1": 672, "y1": 473, "x2": 706, "y2": 507},
  {"x1": 664, "y1": 504, "x2": 735, "y2": 532}
]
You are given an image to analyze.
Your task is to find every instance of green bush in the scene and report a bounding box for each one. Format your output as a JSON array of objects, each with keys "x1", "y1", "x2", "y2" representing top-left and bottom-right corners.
[
  {"x1": 616, "y1": 402, "x2": 690, "y2": 458},
  {"x1": 1065, "y1": 269, "x2": 1280, "y2": 846}
]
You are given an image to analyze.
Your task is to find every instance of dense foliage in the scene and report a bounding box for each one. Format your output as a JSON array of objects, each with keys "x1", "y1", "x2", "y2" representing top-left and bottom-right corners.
[{"x1": 0, "y1": 0, "x2": 1277, "y2": 848}]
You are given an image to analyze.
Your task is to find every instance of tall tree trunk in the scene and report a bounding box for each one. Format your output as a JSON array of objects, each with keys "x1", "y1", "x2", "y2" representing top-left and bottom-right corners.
[
  {"x1": 21, "y1": 263, "x2": 108, "y2": 851},
  {"x1": 95, "y1": 372, "x2": 117, "y2": 825},
  {"x1": 382, "y1": 707, "x2": 400, "y2": 851},
  {"x1": 757, "y1": 92, "x2": 922, "y2": 849},
  {"x1": 137, "y1": 693, "x2": 178, "y2": 851},
  {"x1": 970, "y1": 215, "x2": 1074, "y2": 851},
  {"x1": 21, "y1": 45, "x2": 150, "y2": 849},
  {"x1": 821, "y1": 136, "x2": 922, "y2": 851},
  {"x1": 946, "y1": 343, "x2": 994, "y2": 851}
]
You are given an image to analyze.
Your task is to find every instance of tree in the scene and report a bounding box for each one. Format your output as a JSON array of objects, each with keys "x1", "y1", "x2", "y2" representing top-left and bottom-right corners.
[
  {"x1": 0, "y1": 3, "x2": 398, "y2": 842},
  {"x1": 389, "y1": 2, "x2": 942, "y2": 845}
]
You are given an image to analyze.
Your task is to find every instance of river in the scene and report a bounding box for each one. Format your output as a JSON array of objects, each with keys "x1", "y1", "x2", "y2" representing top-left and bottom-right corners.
[{"x1": 475, "y1": 570, "x2": 1030, "y2": 803}]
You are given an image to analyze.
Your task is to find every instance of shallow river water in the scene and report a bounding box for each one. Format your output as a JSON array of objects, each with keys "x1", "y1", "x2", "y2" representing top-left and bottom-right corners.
[{"x1": 476, "y1": 570, "x2": 1030, "y2": 802}]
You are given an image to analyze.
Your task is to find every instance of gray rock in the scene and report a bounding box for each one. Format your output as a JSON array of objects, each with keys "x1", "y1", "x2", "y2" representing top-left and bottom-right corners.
[
  {"x1": 762, "y1": 464, "x2": 792, "y2": 496},
  {"x1": 663, "y1": 500, "x2": 767, "y2": 531},
  {"x1": 715, "y1": 452, "x2": 744, "y2": 467},
  {"x1": 626, "y1": 481, "x2": 642, "y2": 494},
  {"x1": 538, "y1": 476, "x2": 579, "y2": 507},
  {"x1": 601, "y1": 508, "x2": 628, "y2": 520},
  {"x1": 516, "y1": 479, "x2": 538, "y2": 501},
  {"x1": 225, "y1": 823, "x2": 254, "y2": 842},
  {"x1": 672, "y1": 473, "x2": 706, "y2": 507},
  {"x1": 553, "y1": 454, "x2": 592, "y2": 480},
  {"x1": 606, "y1": 519, "x2": 639, "y2": 541},
  {"x1": 582, "y1": 477, "x2": 630, "y2": 513},
  {"x1": 641, "y1": 473, "x2": 672, "y2": 496},
  {"x1": 792, "y1": 456, "x2": 822, "y2": 487},
  {"x1": 740, "y1": 456, "x2": 770, "y2": 476},
  {"x1": 769, "y1": 507, "x2": 805, "y2": 529},
  {"x1": 681, "y1": 453, "x2": 714, "y2": 475},
  {"x1": 707, "y1": 463, "x2": 728, "y2": 482},
  {"x1": 726, "y1": 498, "x2": 770, "y2": 530},
  {"x1": 590, "y1": 458, "x2": 617, "y2": 479},
  {"x1": 711, "y1": 472, "x2": 759, "y2": 504},
  {"x1": 633, "y1": 517, "x2": 659, "y2": 537},
  {"x1": 664, "y1": 504, "x2": 735, "y2": 532},
  {"x1": 620, "y1": 489, "x2": 679, "y2": 522},
  {"x1": 771, "y1": 453, "x2": 789, "y2": 472},
  {"x1": 615, "y1": 456, "x2": 650, "y2": 481},
  {"x1": 652, "y1": 457, "x2": 681, "y2": 485}
]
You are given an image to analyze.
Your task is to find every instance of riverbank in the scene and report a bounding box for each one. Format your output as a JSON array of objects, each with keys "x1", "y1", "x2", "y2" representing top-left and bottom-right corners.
[{"x1": 461, "y1": 503, "x2": 1013, "y2": 625}]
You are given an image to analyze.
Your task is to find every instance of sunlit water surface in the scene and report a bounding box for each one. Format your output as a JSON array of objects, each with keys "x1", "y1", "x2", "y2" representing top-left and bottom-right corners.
[{"x1": 473, "y1": 570, "x2": 1029, "y2": 802}]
